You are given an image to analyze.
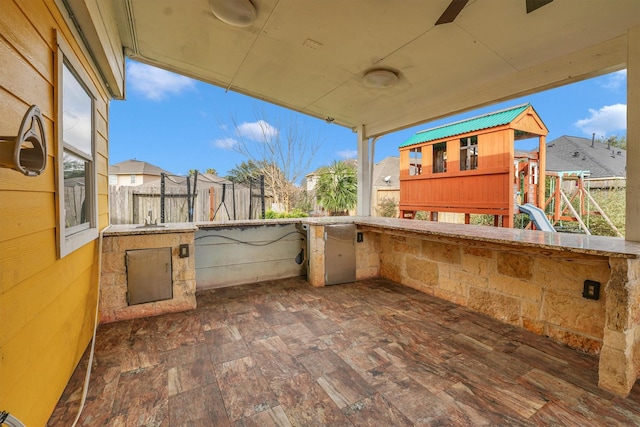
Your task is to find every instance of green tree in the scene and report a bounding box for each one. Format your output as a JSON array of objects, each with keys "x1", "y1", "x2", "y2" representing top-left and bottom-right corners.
[
  {"x1": 316, "y1": 161, "x2": 357, "y2": 215},
  {"x1": 598, "y1": 134, "x2": 626, "y2": 150},
  {"x1": 226, "y1": 160, "x2": 268, "y2": 184},
  {"x1": 225, "y1": 160, "x2": 260, "y2": 184},
  {"x1": 187, "y1": 168, "x2": 218, "y2": 176}
]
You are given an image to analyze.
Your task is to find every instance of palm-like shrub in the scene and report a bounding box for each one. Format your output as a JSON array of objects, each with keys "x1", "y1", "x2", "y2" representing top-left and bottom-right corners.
[{"x1": 316, "y1": 161, "x2": 357, "y2": 215}]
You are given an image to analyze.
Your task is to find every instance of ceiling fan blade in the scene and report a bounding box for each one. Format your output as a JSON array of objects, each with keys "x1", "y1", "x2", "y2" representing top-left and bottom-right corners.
[
  {"x1": 435, "y1": 0, "x2": 469, "y2": 25},
  {"x1": 526, "y1": 0, "x2": 553, "y2": 14}
]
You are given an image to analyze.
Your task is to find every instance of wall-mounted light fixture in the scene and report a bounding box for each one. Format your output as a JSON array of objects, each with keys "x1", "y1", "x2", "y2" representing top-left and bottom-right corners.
[
  {"x1": 0, "y1": 105, "x2": 47, "y2": 176},
  {"x1": 210, "y1": 0, "x2": 256, "y2": 27},
  {"x1": 363, "y1": 68, "x2": 398, "y2": 89}
]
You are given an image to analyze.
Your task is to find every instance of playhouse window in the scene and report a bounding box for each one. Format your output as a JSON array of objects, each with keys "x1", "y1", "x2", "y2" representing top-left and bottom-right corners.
[
  {"x1": 409, "y1": 147, "x2": 422, "y2": 175},
  {"x1": 57, "y1": 34, "x2": 98, "y2": 257},
  {"x1": 460, "y1": 136, "x2": 478, "y2": 170},
  {"x1": 433, "y1": 142, "x2": 447, "y2": 173}
]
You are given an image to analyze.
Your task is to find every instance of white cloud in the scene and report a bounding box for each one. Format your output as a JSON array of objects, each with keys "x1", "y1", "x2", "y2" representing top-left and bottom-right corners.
[
  {"x1": 127, "y1": 62, "x2": 195, "y2": 100},
  {"x1": 574, "y1": 104, "x2": 626, "y2": 138},
  {"x1": 600, "y1": 70, "x2": 626, "y2": 90},
  {"x1": 337, "y1": 150, "x2": 357, "y2": 159},
  {"x1": 236, "y1": 120, "x2": 278, "y2": 141},
  {"x1": 214, "y1": 138, "x2": 237, "y2": 149}
]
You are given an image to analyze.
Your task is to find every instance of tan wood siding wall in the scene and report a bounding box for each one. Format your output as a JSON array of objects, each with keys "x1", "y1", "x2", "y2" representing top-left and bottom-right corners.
[{"x1": 0, "y1": 1, "x2": 111, "y2": 424}]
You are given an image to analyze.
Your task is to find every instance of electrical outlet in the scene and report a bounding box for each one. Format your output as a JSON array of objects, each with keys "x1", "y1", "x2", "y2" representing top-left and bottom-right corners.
[
  {"x1": 179, "y1": 244, "x2": 189, "y2": 258},
  {"x1": 583, "y1": 280, "x2": 600, "y2": 300},
  {"x1": 356, "y1": 232, "x2": 364, "y2": 243}
]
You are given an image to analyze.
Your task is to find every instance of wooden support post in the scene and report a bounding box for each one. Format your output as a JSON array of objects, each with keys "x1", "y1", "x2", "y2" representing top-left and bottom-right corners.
[
  {"x1": 538, "y1": 135, "x2": 546, "y2": 209},
  {"x1": 554, "y1": 176, "x2": 561, "y2": 223},
  {"x1": 560, "y1": 190, "x2": 591, "y2": 235}
]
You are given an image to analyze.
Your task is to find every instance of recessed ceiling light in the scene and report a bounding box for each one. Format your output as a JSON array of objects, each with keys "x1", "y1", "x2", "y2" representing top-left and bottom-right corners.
[
  {"x1": 210, "y1": 0, "x2": 256, "y2": 28},
  {"x1": 363, "y1": 69, "x2": 398, "y2": 89}
]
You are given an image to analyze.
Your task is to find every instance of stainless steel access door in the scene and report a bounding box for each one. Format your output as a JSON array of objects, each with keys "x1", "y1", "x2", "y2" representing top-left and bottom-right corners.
[
  {"x1": 126, "y1": 247, "x2": 173, "y2": 305},
  {"x1": 324, "y1": 224, "x2": 356, "y2": 285}
]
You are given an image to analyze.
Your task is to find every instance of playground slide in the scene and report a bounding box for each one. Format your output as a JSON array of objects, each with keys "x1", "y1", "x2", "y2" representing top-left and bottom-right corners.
[{"x1": 518, "y1": 203, "x2": 556, "y2": 232}]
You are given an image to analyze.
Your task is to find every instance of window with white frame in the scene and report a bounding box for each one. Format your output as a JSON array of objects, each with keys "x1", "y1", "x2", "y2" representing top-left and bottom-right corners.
[
  {"x1": 130, "y1": 174, "x2": 136, "y2": 184},
  {"x1": 57, "y1": 36, "x2": 98, "y2": 257}
]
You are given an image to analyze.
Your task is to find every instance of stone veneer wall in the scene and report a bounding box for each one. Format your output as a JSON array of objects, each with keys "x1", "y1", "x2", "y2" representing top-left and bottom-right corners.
[
  {"x1": 356, "y1": 230, "x2": 381, "y2": 280},
  {"x1": 599, "y1": 257, "x2": 640, "y2": 394},
  {"x1": 376, "y1": 232, "x2": 611, "y2": 354},
  {"x1": 307, "y1": 225, "x2": 325, "y2": 287},
  {"x1": 100, "y1": 231, "x2": 197, "y2": 323}
]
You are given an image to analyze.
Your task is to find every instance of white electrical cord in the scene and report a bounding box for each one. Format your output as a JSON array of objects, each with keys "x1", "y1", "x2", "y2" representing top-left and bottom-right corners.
[
  {"x1": 70, "y1": 226, "x2": 108, "y2": 427},
  {"x1": 0, "y1": 412, "x2": 26, "y2": 427}
]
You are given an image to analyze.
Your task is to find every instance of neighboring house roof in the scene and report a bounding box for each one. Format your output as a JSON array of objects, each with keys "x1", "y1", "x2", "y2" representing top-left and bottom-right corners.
[
  {"x1": 108, "y1": 159, "x2": 173, "y2": 176},
  {"x1": 372, "y1": 156, "x2": 400, "y2": 189},
  {"x1": 400, "y1": 103, "x2": 532, "y2": 148},
  {"x1": 545, "y1": 135, "x2": 626, "y2": 178}
]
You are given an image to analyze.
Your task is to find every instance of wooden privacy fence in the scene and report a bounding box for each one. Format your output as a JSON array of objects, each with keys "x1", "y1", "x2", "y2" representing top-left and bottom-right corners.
[
  {"x1": 375, "y1": 188, "x2": 400, "y2": 217},
  {"x1": 109, "y1": 181, "x2": 265, "y2": 224},
  {"x1": 64, "y1": 185, "x2": 86, "y2": 226}
]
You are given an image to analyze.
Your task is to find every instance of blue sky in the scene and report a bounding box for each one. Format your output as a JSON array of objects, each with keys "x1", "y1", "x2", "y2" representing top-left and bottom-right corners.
[{"x1": 110, "y1": 60, "x2": 627, "y2": 179}]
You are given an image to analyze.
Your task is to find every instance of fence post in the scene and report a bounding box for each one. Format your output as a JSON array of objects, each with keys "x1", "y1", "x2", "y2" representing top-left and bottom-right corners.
[
  {"x1": 249, "y1": 179, "x2": 253, "y2": 220},
  {"x1": 209, "y1": 188, "x2": 214, "y2": 221},
  {"x1": 260, "y1": 175, "x2": 265, "y2": 219},
  {"x1": 127, "y1": 186, "x2": 134, "y2": 224},
  {"x1": 232, "y1": 182, "x2": 236, "y2": 220},
  {"x1": 160, "y1": 173, "x2": 165, "y2": 223},
  {"x1": 191, "y1": 171, "x2": 198, "y2": 221},
  {"x1": 187, "y1": 175, "x2": 192, "y2": 222}
]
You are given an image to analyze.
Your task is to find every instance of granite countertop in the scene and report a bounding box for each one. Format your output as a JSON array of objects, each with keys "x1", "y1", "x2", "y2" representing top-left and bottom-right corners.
[
  {"x1": 103, "y1": 222, "x2": 198, "y2": 236},
  {"x1": 352, "y1": 217, "x2": 640, "y2": 259},
  {"x1": 106, "y1": 217, "x2": 640, "y2": 258},
  {"x1": 195, "y1": 218, "x2": 302, "y2": 228}
]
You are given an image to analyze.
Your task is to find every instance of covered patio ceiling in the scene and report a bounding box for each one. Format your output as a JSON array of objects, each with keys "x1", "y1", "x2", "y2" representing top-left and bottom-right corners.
[{"x1": 95, "y1": 0, "x2": 639, "y2": 139}]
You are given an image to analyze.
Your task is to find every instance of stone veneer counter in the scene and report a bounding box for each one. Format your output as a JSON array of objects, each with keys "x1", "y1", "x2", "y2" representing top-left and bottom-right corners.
[{"x1": 100, "y1": 222, "x2": 198, "y2": 323}]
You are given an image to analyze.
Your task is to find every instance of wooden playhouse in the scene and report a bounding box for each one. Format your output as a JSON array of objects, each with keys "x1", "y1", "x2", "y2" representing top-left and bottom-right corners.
[{"x1": 399, "y1": 104, "x2": 548, "y2": 228}]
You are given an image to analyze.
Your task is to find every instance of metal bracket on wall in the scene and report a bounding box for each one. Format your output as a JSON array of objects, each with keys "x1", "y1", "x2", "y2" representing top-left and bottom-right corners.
[{"x1": 0, "y1": 105, "x2": 47, "y2": 176}]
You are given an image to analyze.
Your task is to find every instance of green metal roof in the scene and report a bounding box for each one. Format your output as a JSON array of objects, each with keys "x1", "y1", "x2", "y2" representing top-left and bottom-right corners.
[{"x1": 399, "y1": 103, "x2": 531, "y2": 148}]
